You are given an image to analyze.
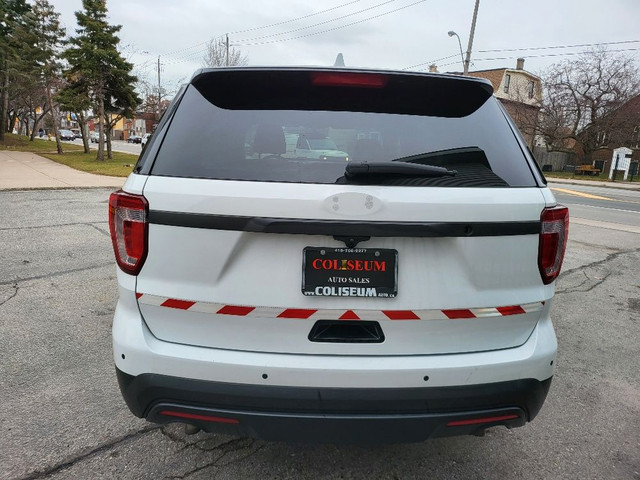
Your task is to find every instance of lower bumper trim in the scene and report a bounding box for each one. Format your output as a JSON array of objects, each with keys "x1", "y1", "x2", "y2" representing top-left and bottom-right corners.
[
  {"x1": 116, "y1": 368, "x2": 551, "y2": 443},
  {"x1": 149, "y1": 402, "x2": 526, "y2": 443}
]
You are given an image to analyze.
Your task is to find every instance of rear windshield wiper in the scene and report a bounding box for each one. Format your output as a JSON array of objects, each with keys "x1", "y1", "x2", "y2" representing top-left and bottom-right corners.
[{"x1": 345, "y1": 161, "x2": 457, "y2": 180}]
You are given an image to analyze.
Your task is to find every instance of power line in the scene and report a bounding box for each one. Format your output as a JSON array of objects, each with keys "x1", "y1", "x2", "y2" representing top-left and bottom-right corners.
[
  {"x1": 164, "y1": 47, "x2": 209, "y2": 66},
  {"x1": 163, "y1": 0, "x2": 427, "y2": 65},
  {"x1": 419, "y1": 47, "x2": 640, "y2": 72},
  {"x1": 235, "y1": 0, "x2": 428, "y2": 47},
  {"x1": 476, "y1": 39, "x2": 640, "y2": 54},
  {"x1": 470, "y1": 47, "x2": 640, "y2": 63},
  {"x1": 228, "y1": 0, "x2": 363, "y2": 35},
  {"x1": 407, "y1": 40, "x2": 640, "y2": 71},
  {"x1": 403, "y1": 52, "x2": 460, "y2": 70},
  {"x1": 234, "y1": 0, "x2": 397, "y2": 43},
  {"x1": 161, "y1": 35, "x2": 225, "y2": 58},
  {"x1": 159, "y1": 0, "x2": 367, "y2": 58}
]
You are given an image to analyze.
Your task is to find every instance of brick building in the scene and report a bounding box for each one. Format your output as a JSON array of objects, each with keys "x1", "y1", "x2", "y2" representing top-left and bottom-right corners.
[{"x1": 466, "y1": 58, "x2": 542, "y2": 148}]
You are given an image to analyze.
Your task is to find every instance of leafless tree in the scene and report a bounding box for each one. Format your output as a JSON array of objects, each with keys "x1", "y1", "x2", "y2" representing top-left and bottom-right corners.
[
  {"x1": 134, "y1": 65, "x2": 184, "y2": 120},
  {"x1": 202, "y1": 38, "x2": 248, "y2": 68},
  {"x1": 537, "y1": 48, "x2": 640, "y2": 160}
]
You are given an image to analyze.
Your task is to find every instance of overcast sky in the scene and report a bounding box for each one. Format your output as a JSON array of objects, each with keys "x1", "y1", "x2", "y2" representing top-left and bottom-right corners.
[{"x1": 48, "y1": 0, "x2": 640, "y2": 96}]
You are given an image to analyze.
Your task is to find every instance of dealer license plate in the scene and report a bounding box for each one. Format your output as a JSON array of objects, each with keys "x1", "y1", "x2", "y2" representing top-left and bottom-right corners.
[{"x1": 302, "y1": 247, "x2": 398, "y2": 298}]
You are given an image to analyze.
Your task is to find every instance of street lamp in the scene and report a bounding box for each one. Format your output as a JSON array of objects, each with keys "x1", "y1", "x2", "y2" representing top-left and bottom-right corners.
[{"x1": 448, "y1": 31, "x2": 465, "y2": 73}]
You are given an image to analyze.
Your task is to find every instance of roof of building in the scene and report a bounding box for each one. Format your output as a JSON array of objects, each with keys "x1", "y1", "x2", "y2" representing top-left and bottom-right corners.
[
  {"x1": 463, "y1": 57, "x2": 542, "y2": 93},
  {"x1": 466, "y1": 69, "x2": 507, "y2": 91}
]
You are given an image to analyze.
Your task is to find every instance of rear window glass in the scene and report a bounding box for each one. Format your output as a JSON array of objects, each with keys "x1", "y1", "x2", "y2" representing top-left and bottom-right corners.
[{"x1": 150, "y1": 83, "x2": 536, "y2": 187}]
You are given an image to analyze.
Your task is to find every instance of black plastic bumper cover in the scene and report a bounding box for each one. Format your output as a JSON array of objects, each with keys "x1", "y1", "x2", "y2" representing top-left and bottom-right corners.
[{"x1": 116, "y1": 368, "x2": 551, "y2": 443}]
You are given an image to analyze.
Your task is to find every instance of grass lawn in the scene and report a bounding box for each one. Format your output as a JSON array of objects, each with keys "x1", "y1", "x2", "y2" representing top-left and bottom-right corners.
[
  {"x1": 1, "y1": 133, "x2": 137, "y2": 177},
  {"x1": 1, "y1": 133, "x2": 84, "y2": 153},
  {"x1": 40, "y1": 151, "x2": 137, "y2": 177}
]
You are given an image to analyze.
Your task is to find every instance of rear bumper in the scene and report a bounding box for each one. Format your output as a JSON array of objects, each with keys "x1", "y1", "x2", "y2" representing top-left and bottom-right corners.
[
  {"x1": 113, "y1": 288, "x2": 557, "y2": 389},
  {"x1": 117, "y1": 368, "x2": 551, "y2": 443},
  {"x1": 112, "y1": 276, "x2": 557, "y2": 442}
]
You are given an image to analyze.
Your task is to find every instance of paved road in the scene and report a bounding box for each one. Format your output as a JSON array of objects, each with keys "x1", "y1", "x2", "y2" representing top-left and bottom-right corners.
[
  {"x1": 549, "y1": 181, "x2": 640, "y2": 235},
  {"x1": 1, "y1": 187, "x2": 639, "y2": 479},
  {"x1": 550, "y1": 182, "x2": 640, "y2": 214},
  {"x1": 94, "y1": 139, "x2": 143, "y2": 156},
  {"x1": 58, "y1": 138, "x2": 143, "y2": 155}
]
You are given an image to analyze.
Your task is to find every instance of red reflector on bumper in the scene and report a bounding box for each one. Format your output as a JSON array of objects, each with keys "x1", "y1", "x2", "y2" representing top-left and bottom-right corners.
[
  {"x1": 216, "y1": 305, "x2": 256, "y2": 316},
  {"x1": 159, "y1": 410, "x2": 240, "y2": 424},
  {"x1": 161, "y1": 299, "x2": 196, "y2": 310},
  {"x1": 446, "y1": 414, "x2": 519, "y2": 427},
  {"x1": 442, "y1": 309, "x2": 475, "y2": 319},
  {"x1": 496, "y1": 305, "x2": 526, "y2": 316},
  {"x1": 382, "y1": 310, "x2": 421, "y2": 320},
  {"x1": 339, "y1": 310, "x2": 361, "y2": 320},
  {"x1": 277, "y1": 308, "x2": 317, "y2": 319}
]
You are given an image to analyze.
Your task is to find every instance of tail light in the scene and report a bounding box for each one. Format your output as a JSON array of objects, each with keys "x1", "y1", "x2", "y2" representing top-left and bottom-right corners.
[
  {"x1": 538, "y1": 205, "x2": 569, "y2": 284},
  {"x1": 109, "y1": 190, "x2": 148, "y2": 275}
]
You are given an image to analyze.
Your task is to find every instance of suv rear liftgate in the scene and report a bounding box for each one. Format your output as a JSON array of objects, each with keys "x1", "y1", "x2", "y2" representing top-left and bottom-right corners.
[{"x1": 110, "y1": 68, "x2": 565, "y2": 442}]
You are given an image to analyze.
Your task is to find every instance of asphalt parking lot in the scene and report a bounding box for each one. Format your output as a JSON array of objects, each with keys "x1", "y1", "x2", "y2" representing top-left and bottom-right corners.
[{"x1": 1, "y1": 187, "x2": 639, "y2": 480}]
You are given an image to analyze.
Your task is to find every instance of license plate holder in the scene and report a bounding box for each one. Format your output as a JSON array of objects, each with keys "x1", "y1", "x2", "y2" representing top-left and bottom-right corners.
[{"x1": 302, "y1": 247, "x2": 397, "y2": 298}]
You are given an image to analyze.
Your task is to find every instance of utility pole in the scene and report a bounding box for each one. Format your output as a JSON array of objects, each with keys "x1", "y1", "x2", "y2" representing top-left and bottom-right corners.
[
  {"x1": 225, "y1": 34, "x2": 229, "y2": 67},
  {"x1": 463, "y1": 0, "x2": 480, "y2": 75},
  {"x1": 157, "y1": 56, "x2": 161, "y2": 120}
]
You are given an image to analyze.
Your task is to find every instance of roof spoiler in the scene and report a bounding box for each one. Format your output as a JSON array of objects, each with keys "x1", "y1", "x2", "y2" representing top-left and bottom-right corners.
[{"x1": 192, "y1": 68, "x2": 494, "y2": 118}]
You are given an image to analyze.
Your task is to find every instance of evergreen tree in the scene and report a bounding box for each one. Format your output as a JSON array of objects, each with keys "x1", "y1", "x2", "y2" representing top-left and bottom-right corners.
[
  {"x1": 8, "y1": 9, "x2": 42, "y2": 137},
  {"x1": 0, "y1": 0, "x2": 30, "y2": 140},
  {"x1": 57, "y1": 81, "x2": 92, "y2": 153},
  {"x1": 32, "y1": 0, "x2": 66, "y2": 152},
  {"x1": 103, "y1": 48, "x2": 140, "y2": 159},
  {"x1": 63, "y1": 0, "x2": 139, "y2": 161}
]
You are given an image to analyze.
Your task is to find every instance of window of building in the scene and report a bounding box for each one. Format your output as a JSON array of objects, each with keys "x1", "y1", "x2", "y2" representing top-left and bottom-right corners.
[
  {"x1": 596, "y1": 131, "x2": 608, "y2": 146},
  {"x1": 528, "y1": 81, "x2": 535, "y2": 99},
  {"x1": 504, "y1": 74, "x2": 511, "y2": 93}
]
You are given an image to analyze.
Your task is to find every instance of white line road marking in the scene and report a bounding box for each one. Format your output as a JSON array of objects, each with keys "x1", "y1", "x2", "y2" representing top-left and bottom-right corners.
[
  {"x1": 571, "y1": 217, "x2": 640, "y2": 234},
  {"x1": 568, "y1": 203, "x2": 640, "y2": 215}
]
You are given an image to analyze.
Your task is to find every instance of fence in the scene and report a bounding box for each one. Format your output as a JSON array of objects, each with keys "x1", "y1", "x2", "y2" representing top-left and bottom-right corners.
[{"x1": 532, "y1": 147, "x2": 575, "y2": 172}]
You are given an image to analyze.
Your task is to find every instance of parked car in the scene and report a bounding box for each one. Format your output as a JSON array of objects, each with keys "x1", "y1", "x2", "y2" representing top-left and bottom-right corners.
[
  {"x1": 294, "y1": 133, "x2": 349, "y2": 161},
  {"x1": 109, "y1": 67, "x2": 567, "y2": 444},
  {"x1": 58, "y1": 129, "x2": 75, "y2": 141},
  {"x1": 71, "y1": 129, "x2": 82, "y2": 139},
  {"x1": 127, "y1": 135, "x2": 142, "y2": 144},
  {"x1": 141, "y1": 133, "x2": 152, "y2": 148},
  {"x1": 90, "y1": 131, "x2": 105, "y2": 143}
]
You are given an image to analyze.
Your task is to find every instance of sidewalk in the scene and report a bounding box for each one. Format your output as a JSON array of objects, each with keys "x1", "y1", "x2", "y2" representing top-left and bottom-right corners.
[
  {"x1": 0, "y1": 150, "x2": 125, "y2": 190},
  {"x1": 546, "y1": 176, "x2": 640, "y2": 191},
  {"x1": 2, "y1": 149, "x2": 638, "y2": 192}
]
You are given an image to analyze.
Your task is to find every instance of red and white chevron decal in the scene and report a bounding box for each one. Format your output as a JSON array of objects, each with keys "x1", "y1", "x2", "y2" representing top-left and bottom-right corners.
[{"x1": 136, "y1": 293, "x2": 544, "y2": 321}]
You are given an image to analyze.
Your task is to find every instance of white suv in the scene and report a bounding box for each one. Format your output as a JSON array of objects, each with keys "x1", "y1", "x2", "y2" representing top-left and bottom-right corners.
[
  {"x1": 109, "y1": 67, "x2": 567, "y2": 443},
  {"x1": 294, "y1": 133, "x2": 349, "y2": 162}
]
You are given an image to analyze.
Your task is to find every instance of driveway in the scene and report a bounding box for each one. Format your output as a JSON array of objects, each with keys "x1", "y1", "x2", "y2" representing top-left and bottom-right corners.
[{"x1": 0, "y1": 150, "x2": 124, "y2": 190}]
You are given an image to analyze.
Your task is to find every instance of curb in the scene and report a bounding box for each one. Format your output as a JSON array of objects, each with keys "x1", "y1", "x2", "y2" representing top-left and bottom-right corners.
[{"x1": 546, "y1": 178, "x2": 640, "y2": 192}]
